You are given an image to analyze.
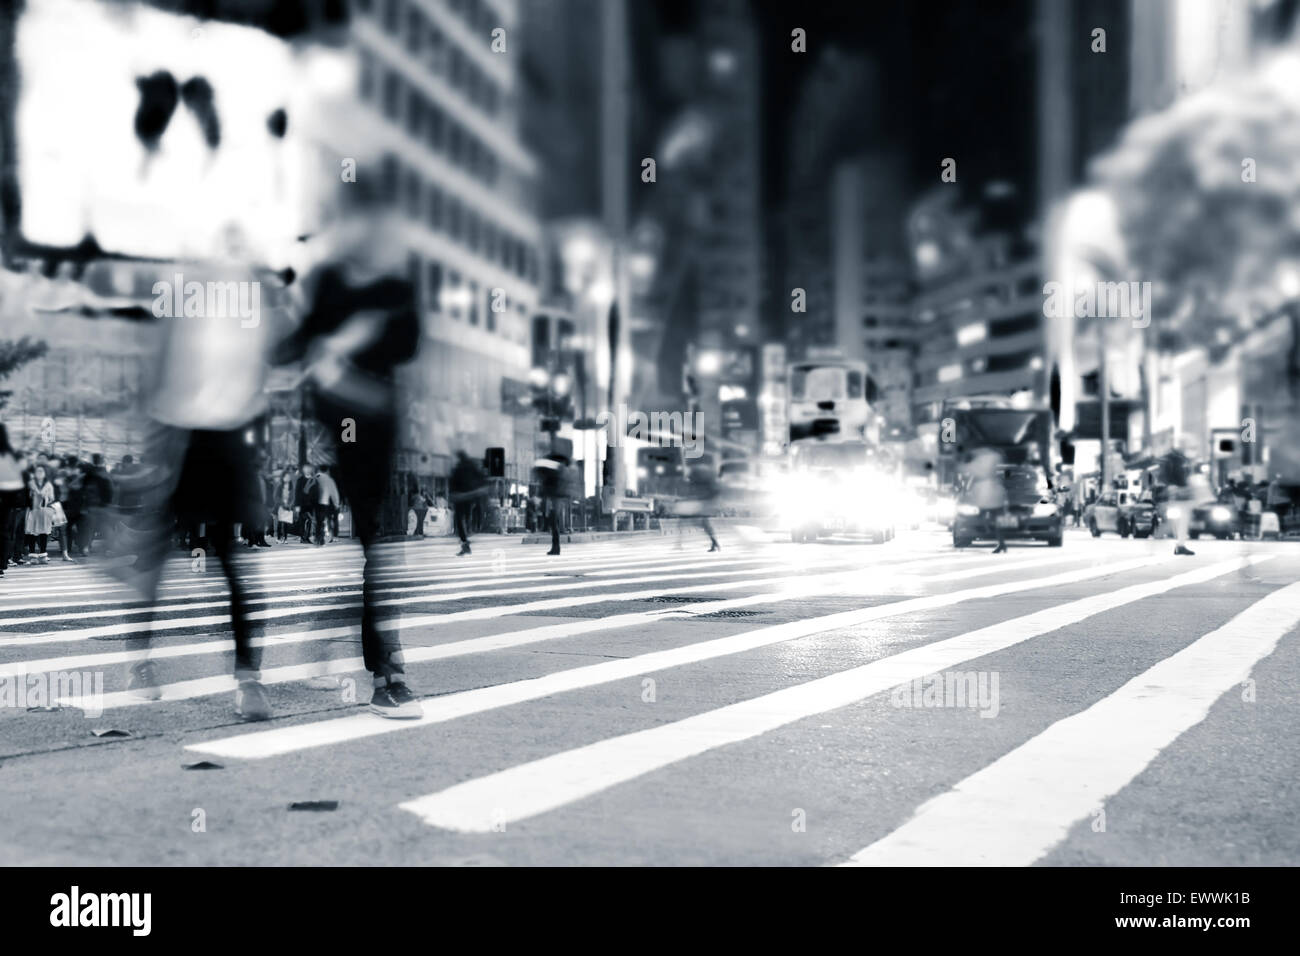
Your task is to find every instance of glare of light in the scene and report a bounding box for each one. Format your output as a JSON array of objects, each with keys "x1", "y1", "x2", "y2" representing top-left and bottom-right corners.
[
  {"x1": 440, "y1": 287, "x2": 473, "y2": 310},
  {"x1": 719, "y1": 384, "x2": 747, "y2": 402},
  {"x1": 956, "y1": 323, "x2": 986, "y2": 347},
  {"x1": 937, "y1": 363, "x2": 962, "y2": 383},
  {"x1": 552, "y1": 374, "x2": 571, "y2": 396},
  {"x1": 709, "y1": 49, "x2": 736, "y2": 76},
  {"x1": 1279, "y1": 264, "x2": 1300, "y2": 299},
  {"x1": 528, "y1": 367, "x2": 549, "y2": 388},
  {"x1": 1029, "y1": 355, "x2": 1044, "y2": 371},
  {"x1": 628, "y1": 252, "x2": 656, "y2": 281},
  {"x1": 697, "y1": 351, "x2": 722, "y2": 375},
  {"x1": 915, "y1": 241, "x2": 942, "y2": 270},
  {"x1": 563, "y1": 235, "x2": 598, "y2": 271},
  {"x1": 587, "y1": 278, "x2": 614, "y2": 308},
  {"x1": 734, "y1": 324, "x2": 750, "y2": 338}
]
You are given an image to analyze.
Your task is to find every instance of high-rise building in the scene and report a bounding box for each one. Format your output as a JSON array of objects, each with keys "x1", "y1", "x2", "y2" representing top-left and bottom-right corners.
[
  {"x1": 783, "y1": 48, "x2": 875, "y2": 359},
  {"x1": 831, "y1": 150, "x2": 913, "y2": 431},
  {"x1": 349, "y1": 0, "x2": 544, "y2": 492},
  {"x1": 909, "y1": 189, "x2": 1044, "y2": 428}
]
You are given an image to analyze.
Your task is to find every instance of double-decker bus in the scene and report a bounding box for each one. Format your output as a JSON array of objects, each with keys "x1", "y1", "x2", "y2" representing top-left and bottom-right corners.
[{"x1": 787, "y1": 358, "x2": 872, "y2": 444}]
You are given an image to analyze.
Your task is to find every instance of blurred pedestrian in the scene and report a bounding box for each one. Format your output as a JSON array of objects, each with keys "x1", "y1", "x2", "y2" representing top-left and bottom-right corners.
[
  {"x1": 272, "y1": 176, "x2": 423, "y2": 718},
  {"x1": 533, "y1": 455, "x2": 566, "y2": 555},
  {"x1": 294, "y1": 463, "x2": 317, "y2": 543},
  {"x1": 109, "y1": 256, "x2": 284, "y2": 721},
  {"x1": 313, "y1": 464, "x2": 340, "y2": 546},
  {"x1": 449, "y1": 450, "x2": 486, "y2": 556},
  {"x1": 411, "y1": 490, "x2": 429, "y2": 537},
  {"x1": 686, "y1": 462, "x2": 721, "y2": 552},
  {"x1": 968, "y1": 448, "x2": 1008, "y2": 554},
  {"x1": 0, "y1": 426, "x2": 24, "y2": 577},
  {"x1": 275, "y1": 470, "x2": 295, "y2": 541},
  {"x1": 24, "y1": 462, "x2": 56, "y2": 564}
]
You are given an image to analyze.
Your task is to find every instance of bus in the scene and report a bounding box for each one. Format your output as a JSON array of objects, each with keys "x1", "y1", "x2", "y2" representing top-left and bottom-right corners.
[{"x1": 787, "y1": 359, "x2": 871, "y2": 444}]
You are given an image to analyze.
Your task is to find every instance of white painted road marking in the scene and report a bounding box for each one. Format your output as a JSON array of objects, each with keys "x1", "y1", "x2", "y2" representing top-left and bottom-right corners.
[
  {"x1": 842, "y1": 571, "x2": 1298, "y2": 867},
  {"x1": 395, "y1": 556, "x2": 1257, "y2": 832},
  {"x1": 189, "y1": 555, "x2": 1165, "y2": 761}
]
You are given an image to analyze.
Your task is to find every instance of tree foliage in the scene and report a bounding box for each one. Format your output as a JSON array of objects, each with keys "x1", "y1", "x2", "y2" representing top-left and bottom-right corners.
[{"x1": 0, "y1": 336, "x2": 50, "y2": 409}]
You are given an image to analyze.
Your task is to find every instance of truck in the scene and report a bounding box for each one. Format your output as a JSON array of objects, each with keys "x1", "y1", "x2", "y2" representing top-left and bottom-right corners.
[{"x1": 939, "y1": 399, "x2": 1063, "y2": 548}]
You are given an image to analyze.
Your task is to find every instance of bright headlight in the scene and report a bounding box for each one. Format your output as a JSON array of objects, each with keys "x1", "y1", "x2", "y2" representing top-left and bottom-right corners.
[
  {"x1": 1032, "y1": 502, "x2": 1058, "y2": 517},
  {"x1": 957, "y1": 504, "x2": 980, "y2": 516},
  {"x1": 1211, "y1": 505, "x2": 1232, "y2": 522},
  {"x1": 1166, "y1": 506, "x2": 1182, "y2": 519}
]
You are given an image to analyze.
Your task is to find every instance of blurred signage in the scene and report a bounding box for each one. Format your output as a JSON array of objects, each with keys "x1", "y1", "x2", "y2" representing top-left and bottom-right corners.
[
  {"x1": 14, "y1": 0, "x2": 350, "y2": 262},
  {"x1": 762, "y1": 343, "x2": 787, "y2": 381},
  {"x1": 721, "y1": 398, "x2": 759, "y2": 432}
]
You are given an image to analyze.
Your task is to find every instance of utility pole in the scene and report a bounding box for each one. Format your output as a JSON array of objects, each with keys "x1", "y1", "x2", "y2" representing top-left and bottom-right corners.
[
  {"x1": 602, "y1": 0, "x2": 629, "y2": 502},
  {"x1": 1099, "y1": 312, "x2": 1110, "y2": 493}
]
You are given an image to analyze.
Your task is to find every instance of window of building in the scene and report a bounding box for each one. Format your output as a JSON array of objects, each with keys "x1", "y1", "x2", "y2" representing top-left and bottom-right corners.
[
  {"x1": 468, "y1": 280, "x2": 480, "y2": 325},
  {"x1": 485, "y1": 288, "x2": 497, "y2": 332},
  {"x1": 402, "y1": 169, "x2": 420, "y2": 214},
  {"x1": 380, "y1": 155, "x2": 399, "y2": 204},
  {"x1": 427, "y1": 26, "x2": 447, "y2": 74},
  {"x1": 382, "y1": 0, "x2": 401, "y2": 35},
  {"x1": 427, "y1": 104, "x2": 445, "y2": 151},
  {"x1": 448, "y1": 271, "x2": 462, "y2": 319},
  {"x1": 427, "y1": 184, "x2": 443, "y2": 230},
  {"x1": 406, "y1": 6, "x2": 423, "y2": 56},
  {"x1": 359, "y1": 51, "x2": 375, "y2": 101},
  {"x1": 408, "y1": 252, "x2": 422, "y2": 303},
  {"x1": 466, "y1": 210, "x2": 480, "y2": 253},
  {"x1": 447, "y1": 198, "x2": 463, "y2": 240},
  {"x1": 382, "y1": 70, "x2": 402, "y2": 121},
  {"x1": 448, "y1": 123, "x2": 464, "y2": 166},
  {"x1": 482, "y1": 222, "x2": 497, "y2": 263},
  {"x1": 450, "y1": 48, "x2": 465, "y2": 90},
  {"x1": 406, "y1": 90, "x2": 424, "y2": 139},
  {"x1": 427, "y1": 261, "x2": 443, "y2": 311},
  {"x1": 989, "y1": 312, "x2": 1039, "y2": 337}
]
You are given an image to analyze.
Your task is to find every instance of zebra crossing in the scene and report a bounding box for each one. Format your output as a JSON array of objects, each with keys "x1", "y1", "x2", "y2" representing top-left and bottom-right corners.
[{"x1": 1, "y1": 531, "x2": 1297, "y2": 865}]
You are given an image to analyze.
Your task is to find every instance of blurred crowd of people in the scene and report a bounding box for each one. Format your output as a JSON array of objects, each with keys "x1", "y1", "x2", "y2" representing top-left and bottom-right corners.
[{"x1": 0, "y1": 426, "x2": 118, "y2": 572}]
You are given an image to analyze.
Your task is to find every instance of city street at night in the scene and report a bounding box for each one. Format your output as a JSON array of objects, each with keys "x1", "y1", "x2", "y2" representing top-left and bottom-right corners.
[{"x1": 1, "y1": 529, "x2": 1296, "y2": 867}]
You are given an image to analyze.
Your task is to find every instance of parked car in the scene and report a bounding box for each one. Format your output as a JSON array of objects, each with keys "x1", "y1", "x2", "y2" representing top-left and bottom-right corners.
[{"x1": 1083, "y1": 490, "x2": 1157, "y2": 538}]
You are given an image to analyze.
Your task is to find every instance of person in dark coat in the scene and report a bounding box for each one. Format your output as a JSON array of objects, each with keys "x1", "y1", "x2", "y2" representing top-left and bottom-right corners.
[
  {"x1": 271, "y1": 176, "x2": 423, "y2": 719},
  {"x1": 449, "y1": 450, "x2": 486, "y2": 556}
]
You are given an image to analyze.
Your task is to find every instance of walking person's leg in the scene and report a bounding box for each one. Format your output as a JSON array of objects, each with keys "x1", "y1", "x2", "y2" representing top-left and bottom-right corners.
[
  {"x1": 455, "y1": 504, "x2": 471, "y2": 555},
  {"x1": 548, "y1": 502, "x2": 560, "y2": 555},
  {"x1": 332, "y1": 412, "x2": 421, "y2": 718}
]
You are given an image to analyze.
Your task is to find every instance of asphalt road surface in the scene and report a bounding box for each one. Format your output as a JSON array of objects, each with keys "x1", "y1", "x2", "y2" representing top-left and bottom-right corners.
[{"x1": 1, "y1": 526, "x2": 1297, "y2": 866}]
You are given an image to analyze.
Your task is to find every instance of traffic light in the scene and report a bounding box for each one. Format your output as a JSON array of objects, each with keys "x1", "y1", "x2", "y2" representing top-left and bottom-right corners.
[{"x1": 484, "y1": 447, "x2": 505, "y2": 477}]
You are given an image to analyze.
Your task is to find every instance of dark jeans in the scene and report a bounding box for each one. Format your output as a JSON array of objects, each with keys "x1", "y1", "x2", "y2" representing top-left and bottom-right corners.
[
  {"x1": 548, "y1": 505, "x2": 560, "y2": 553},
  {"x1": 313, "y1": 503, "x2": 334, "y2": 545},
  {"x1": 126, "y1": 427, "x2": 262, "y2": 679},
  {"x1": 6, "y1": 505, "x2": 25, "y2": 563},
  {"x1": 413, "y1": 508, "x2": 427, "y2": 536},
  {"x1": 319, "y1": 400, "x2": 405, "y2": 683},
  {"x1": 454, "y1": 504, "x2": 471, "y2": 545}
]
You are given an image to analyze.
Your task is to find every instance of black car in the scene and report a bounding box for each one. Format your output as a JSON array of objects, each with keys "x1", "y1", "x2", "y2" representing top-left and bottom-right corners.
[{"x1": 953, "y1": 464, "x2": 1063, "y2": 548}]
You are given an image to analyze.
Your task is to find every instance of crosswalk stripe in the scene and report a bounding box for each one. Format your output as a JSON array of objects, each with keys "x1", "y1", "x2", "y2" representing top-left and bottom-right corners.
[
  {"x1": 394, "y1": 556, "x2": 1260, "y2": 832},
  {"x1": 0, "y1": 543, "x2": 728, "y2": 603},
  {"x1": 188, "y1": 554, "x2": 1166, "y2": 761},
  {"x1": 841, "y1": 569, "x2": 1298, "y2": 867},
  {"x1": 12, "y1": 555, "x2": 884, "y2": 679},
  {"x1": 0, "y1": 553, "x2": 799, "y2": 627},
  {"x1": 63, "y1": 553, "x2": 1068, "y2": 709},
  {"x1": 0, "y1": 556, "x2": 871, "y2": 648}
]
